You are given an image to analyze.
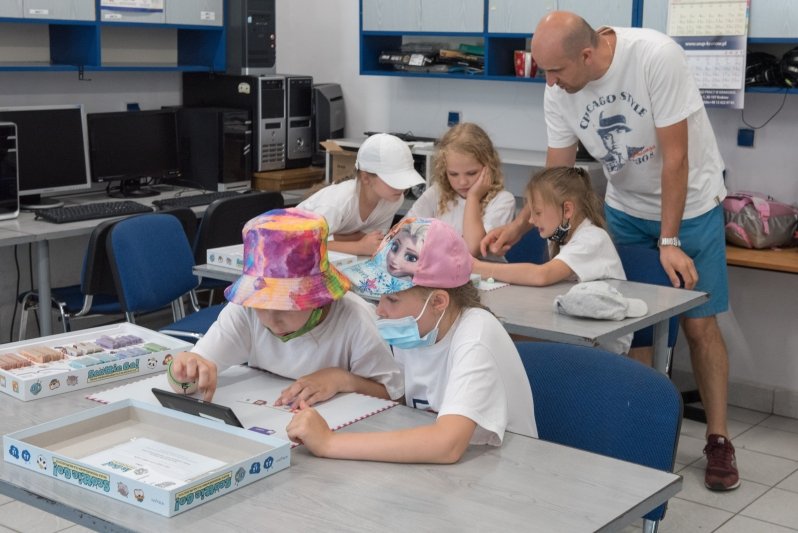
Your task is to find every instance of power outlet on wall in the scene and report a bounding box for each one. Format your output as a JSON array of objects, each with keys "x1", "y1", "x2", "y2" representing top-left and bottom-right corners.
[
  {"x1": 737, "y1": 128, "x2": 755, "y2": 148},
  {"x1": 447, "y1": 111, "x2": 461, "y2": 127}
]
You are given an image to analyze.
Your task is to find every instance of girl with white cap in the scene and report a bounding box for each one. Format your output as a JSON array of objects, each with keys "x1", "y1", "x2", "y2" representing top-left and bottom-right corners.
[{"x1": 298, "y1": 133, "x2": 424, "y2": 256}]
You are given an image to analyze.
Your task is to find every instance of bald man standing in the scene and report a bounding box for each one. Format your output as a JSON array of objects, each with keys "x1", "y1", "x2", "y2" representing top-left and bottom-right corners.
[{"x1": 482, "y1": 12, "x2": 737, "y2": 491}]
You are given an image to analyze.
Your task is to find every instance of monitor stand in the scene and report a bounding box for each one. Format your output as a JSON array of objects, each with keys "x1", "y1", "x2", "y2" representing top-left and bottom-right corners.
[
  {"x1": 19, "y1": 194, "x2": 64, "y2": 210},
  {"x1": 109, "y1": 178, "x2": 160, "y2": 199}
]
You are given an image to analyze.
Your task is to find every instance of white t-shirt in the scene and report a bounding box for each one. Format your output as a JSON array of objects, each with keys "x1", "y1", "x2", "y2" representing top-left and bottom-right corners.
[
  {"x1": 544, "y1": 27, "x2": 726, "y2": 220},
  {"x1": 298, "y1": 179, "x2": 403, "y2": 235},
  {"x1": 394, "y1": 307, "x2": 538, "y2": 445},
  {"x1": 406, "y1": 183, "x2": 516, "y2": 235},
  {"x1": 192, "y1": 293, "x2": 404, "y2": 400},
  {"x1": 552, "y1": 219, "x2": 631, "y2": 354}
]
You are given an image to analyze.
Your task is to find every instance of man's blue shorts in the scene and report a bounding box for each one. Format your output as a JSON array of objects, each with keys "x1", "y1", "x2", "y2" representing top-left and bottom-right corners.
[{"x1": 605, "y1": 204, "x2": 728, "y2": 318}]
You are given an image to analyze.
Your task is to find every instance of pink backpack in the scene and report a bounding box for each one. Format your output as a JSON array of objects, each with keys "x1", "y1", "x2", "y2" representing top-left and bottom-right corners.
[{"x1": 723, "y1": 192, "x2": 798, "y2": 249}]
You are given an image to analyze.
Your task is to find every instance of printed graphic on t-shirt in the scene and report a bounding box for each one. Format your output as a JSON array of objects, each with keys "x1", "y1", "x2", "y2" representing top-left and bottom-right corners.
[{"x1": 577, "y1": 93, "x2": 655, "y2": 174}]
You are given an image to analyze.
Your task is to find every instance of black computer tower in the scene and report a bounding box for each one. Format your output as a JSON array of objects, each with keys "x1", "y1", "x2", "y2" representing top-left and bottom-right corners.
[
  {"x1": 313, "y1": 83, "x2": 345, "y2": 162},
  {"x1": 183, "y1": 72, "x2": 286, "y2": 172},
  {"x1": 284, "y1": 75, "x2": 313, "y2": 168},
  {"x1": 227, "y1": 0, "x2": 276, "y2": 76},
  {"x1": 175, "y1": 107, "x2": 252, "y2": 191}
]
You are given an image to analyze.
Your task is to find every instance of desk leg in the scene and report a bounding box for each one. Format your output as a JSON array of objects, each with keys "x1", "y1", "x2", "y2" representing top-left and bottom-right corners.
[
  {"x1": 652, "y1": 319, "x2": 669, "y2": 375},
  {"x1": 325, "y1": 151, "x2": 331, "y2": 183},
  {"x1": 35, "y1": 240, "x2": 52, "y2": 336}
]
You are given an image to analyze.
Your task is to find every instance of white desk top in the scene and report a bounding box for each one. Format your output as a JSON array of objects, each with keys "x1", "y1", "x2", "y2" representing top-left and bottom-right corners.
[
  {"x1": 482, "y1": 279, "x2": 707, "y2": 346},
  {"x1": 0, "y1": 380, "x2": 680, "y2": 532}
]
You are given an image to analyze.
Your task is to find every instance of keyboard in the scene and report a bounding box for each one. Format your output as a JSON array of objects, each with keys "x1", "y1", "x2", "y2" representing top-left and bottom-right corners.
[
  {"x1": 33, "y1": 201, "x2": 153, "y2": 224},
  {"x1": 152, "y1": 191, "x2": 242, "y2": 210}
]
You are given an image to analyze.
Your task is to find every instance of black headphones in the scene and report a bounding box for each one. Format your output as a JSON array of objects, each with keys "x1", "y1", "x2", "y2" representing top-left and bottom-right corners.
[
  {"x1": 745, "y1": 52, "x2": 782, "y2": 86},
  {"x1": 781, "y1": 47, "x2": 798, "y2": 87}
]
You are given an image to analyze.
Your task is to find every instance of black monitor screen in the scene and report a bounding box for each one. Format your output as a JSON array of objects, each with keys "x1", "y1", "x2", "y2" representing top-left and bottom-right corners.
[
  {"x1": 0, "y1": 106, "x2": 91, "y2": 196},
  {"x1": 88, "y1": 110, "x2": 180, "y2": 183}
]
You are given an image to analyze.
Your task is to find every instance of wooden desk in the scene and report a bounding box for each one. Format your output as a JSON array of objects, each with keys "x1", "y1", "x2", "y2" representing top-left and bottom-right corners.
[
  {"x1": 482, "y1": 279, "x2": 708, "y2": 375},
  {"x1": 726, "y1": 245, "x2": 798, "y2": 274},
  {"x1": 0, "y1": 187, "x2": 214, "y2": 336},
  {"x1": 1, "y1": 382, "x2": 681, "y2": 532}
]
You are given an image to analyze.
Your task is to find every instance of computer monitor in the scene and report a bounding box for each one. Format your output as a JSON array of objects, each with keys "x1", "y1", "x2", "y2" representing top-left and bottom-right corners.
[
  {"x1": 87, "y1": 110, "x2": 181, "y2": 198},
  {"x1": 0, "y1": 105, "x2": 91, "y2": 209}
]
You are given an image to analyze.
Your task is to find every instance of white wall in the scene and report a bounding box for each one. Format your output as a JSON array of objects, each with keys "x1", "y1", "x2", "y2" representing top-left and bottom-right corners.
[{"x1": 277, "y1": 1, "x2": 798, "y2": 409}]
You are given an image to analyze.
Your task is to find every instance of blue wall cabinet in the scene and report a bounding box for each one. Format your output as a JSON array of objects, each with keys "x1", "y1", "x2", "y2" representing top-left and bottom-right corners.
[
  {"x1": 0, "y1": 0, "x2": 22, "y2": 18},
  {"x1": 0, "y1": 0, "x2": 226, "y2": 71},
  {"x1": 361, "y1": 0, "x2": 634, "y2": 82},
  {"x1": 166, "y1": 0, "x2": 223, "y2": 27},
  {"x1": 24, "y1": 0, "x2": 93, "y2": 21}
]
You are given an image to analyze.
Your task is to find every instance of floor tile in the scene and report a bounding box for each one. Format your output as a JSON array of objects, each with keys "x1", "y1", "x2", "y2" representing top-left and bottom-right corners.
[
  {"x1": 654, "y1": 497, "x2": 733, "y2": 533},
  {"x1": 715, "y1": 515, "x2": 798, "y2": 533},
  {"x1": 676, "y1": 465, "x2": 770, "y2": 513},
  {"x1": 0, "y1": 525, "x2": 16, "y2": 533},
  {"x1": 741, "y1": 488, "x2": 798, "y2": 529},
  {"x1": 727, "y1": 405, "x2": 771, "y2": 426},
  {"x1": 734, "y1": 447, "x2": 798, "y2": 487},
  {"x1": 0, "y1": 494, "x2": 12, "y2": 506},
  {"x1": 57, "y1": 525, "x2": 97, "y2": 533},
  {"x1": 759, "y1": 414, "x2": 798, "y2": 435},
  {"x1": 734, "y1": 426, "x2": 798, "y2": 461},
  {"x1": 676, "y1": 434, "x2": 708, "y2": 466},
  {"x1": 677, "y1": 416, "x2": 753, "y2": 445},
  {"x1": 777, "y1": 470, "x2": 798, "y2": 493},
  {"x1": 0, "y1": 500, "x2": 75, "y2": 533}
]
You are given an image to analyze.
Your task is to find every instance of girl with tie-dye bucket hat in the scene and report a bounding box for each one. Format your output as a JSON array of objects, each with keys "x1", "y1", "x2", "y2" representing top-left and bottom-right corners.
[
  {"x1": 287, "y1": 217, "x2": 538, "y2": 464},
  {"x1": 169, "y1": 208, "x2": 403, "y2": 405}
]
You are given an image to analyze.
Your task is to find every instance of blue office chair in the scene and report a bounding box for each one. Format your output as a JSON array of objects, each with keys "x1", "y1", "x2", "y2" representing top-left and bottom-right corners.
[
  {"x1": 106, "y1": 213, "x2": 224, "y2": 342},
  {"x1": 17, "y1": 217, "x2": 123, "y2": 340},
  {"x1": 616, "y1": 245, "x2": 680, "y2": 371},
  {"x1": 516, "y1": 341, "x2": 683, "y2": 532},
  {"x1": 505, "y1": 228, "x2": 548, "y2": 265}
]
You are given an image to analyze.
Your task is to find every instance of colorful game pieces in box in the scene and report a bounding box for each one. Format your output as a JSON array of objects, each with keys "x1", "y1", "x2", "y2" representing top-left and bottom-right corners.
[
  {"x1": 19, "y1": 346, "x2": 65, "y2": 364},
  {"x1": 0, "y1": 353, "x2": 33, "y2": 370},
  {"x1": 95, "y1": 335, "x2": 144, "y2": 350}
]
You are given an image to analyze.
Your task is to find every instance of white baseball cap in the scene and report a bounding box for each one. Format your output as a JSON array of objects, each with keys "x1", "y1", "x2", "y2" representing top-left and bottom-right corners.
[
  {"x1": 355, "y1": 133, "x2": 425, "y2": 190},
  {"x1": 553, "y1": 281, "x2": 648, "y2": 321}
]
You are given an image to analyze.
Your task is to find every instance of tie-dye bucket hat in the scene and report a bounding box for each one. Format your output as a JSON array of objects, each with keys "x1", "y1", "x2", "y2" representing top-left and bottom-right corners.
[
  {"x1": 224, "y1": 208, "x2": 350, "y2": 310},
  {"x1": 342, "y1": 217, "x2": 473, "y2": 298}
]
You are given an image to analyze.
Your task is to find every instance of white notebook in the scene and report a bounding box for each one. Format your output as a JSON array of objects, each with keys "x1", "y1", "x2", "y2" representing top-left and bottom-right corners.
[{"x1": 88, "y1": 365, "x2": 397, "y2": 445}]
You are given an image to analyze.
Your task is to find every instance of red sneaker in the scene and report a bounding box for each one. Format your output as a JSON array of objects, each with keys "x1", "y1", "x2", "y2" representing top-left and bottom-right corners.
[{"x1": 703, "y1": 434, "x2": 740, "y2": 491}]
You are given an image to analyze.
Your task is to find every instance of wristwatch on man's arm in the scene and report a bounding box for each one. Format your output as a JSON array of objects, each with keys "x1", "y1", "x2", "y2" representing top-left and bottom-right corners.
[{"x1": 658, "y1": 236, "x2": 681, "y2": 247}]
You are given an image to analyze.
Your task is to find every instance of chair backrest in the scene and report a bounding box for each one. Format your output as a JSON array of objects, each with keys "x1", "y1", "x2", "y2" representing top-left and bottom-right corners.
[
  {"x1": 616, "y1": 244, "x2": 680, "y2": 348},
  {"x1": 159, "y1": 206, "x2": 198, "y2": 245},
  {"x1": 193, "y1": 191, "x2": 284, "y2": 264},
  {"x1": 106, "y1": 213, "x2": 198, "y2": 314},
  {"x1": 516, "y1": 341, "x2": 682, "y2": 521},
  {"x1": 505, "y1": 228, "x2": 548, "y2": 265},
  {"x1": 80, "y1": 217, "x2": 125, "y2": 297}
]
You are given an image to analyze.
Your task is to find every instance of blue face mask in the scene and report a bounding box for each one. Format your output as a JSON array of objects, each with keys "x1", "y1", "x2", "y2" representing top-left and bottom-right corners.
[{"x1": 376, "y1": 293, "x2": 447, "y2": 350}]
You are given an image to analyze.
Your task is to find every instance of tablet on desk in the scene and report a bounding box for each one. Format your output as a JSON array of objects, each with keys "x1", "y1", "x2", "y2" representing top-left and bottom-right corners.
[{"x1": 152, "y1": 388, "x2": 244, "y2": 428}]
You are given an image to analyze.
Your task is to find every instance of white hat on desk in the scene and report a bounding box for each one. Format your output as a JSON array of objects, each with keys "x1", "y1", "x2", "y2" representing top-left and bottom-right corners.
[
  {"x1": 355, "y1": 133, "x2": 425, "y2": 190},
  {"x1": 554, "y1": 281, "x2": 648, "y2": 321}
]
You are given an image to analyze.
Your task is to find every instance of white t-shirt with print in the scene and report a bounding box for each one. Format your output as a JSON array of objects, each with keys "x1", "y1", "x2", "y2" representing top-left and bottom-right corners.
[
  {"x1": 192, "y1": 293, "x2": 404, "y2": 400},
  {"x1": 298, "y1": 179, "x2": 403, "y2": 235},
  {"x1": 394, "y1": 307, "x2": 538, "y2": 445},
  {"x1": 544, "y1": 26, "x2": 726, "y2": 220},
  {"x1": 551, "y1": 219, "x2": 631, "y2": 354},
  {"x1": 406, "y1": 183, "x2": 516, "y2": 235}
]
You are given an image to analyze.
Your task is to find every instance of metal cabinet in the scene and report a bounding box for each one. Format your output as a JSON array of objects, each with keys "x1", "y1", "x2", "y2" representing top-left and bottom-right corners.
[
  {"x1": 557, "y1": 0, "x2": 635, "y2": 29},
  {"x1": 166, "y1": 0, "x2": 223, "y2": 27},
  {"x1": 362, "y1": 0, "x2": 421, "y2": 31},
  {"x1": 749, "y1": 0, "x2": 798, "y2": 39},
  {"x1": 0, "y1": 0, "x2": 22, "y2": 18},
  {"x1": 419, "y1": 0, "x2": 482, "y2": 33},
  {"x1": 488, "y1": 0, "x2": 554, "y2": 34},
  {"x1": 23, "y1": 0, "x2": 93, "y2": 21}
]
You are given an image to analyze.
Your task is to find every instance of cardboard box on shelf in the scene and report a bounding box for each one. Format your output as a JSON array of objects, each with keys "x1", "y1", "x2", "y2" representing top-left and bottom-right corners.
[
  {"x1": 320, "y1": 141, "x2": 357, "y2": 183},
  {"x1": 4, "y1": 400, "x2": 290, "y2": 516},
  {"x1": 252, "y1": 166, "x2": 325, "y2": 192}
]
